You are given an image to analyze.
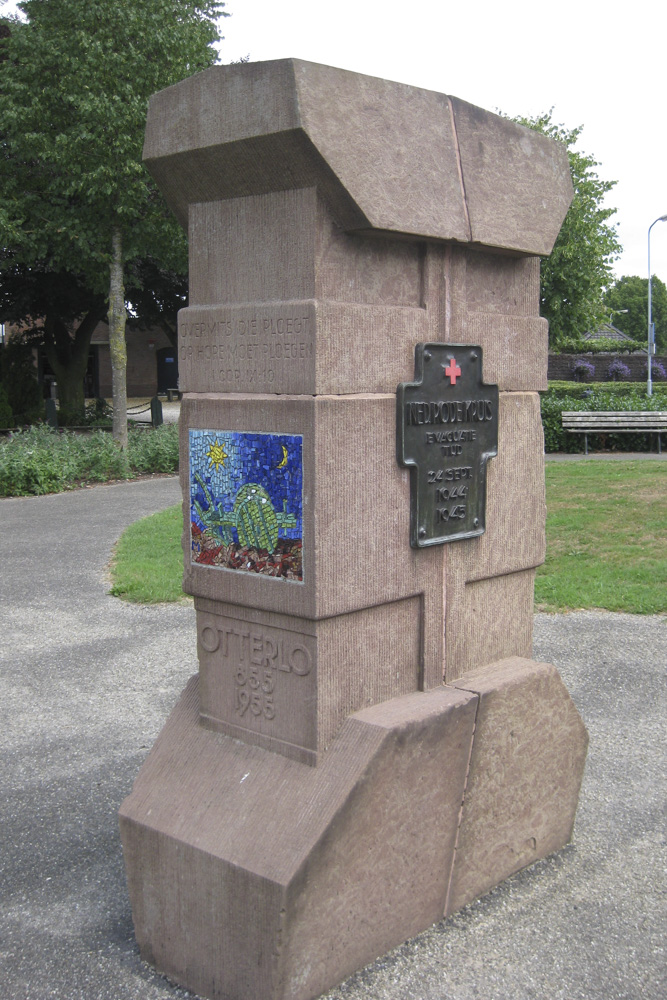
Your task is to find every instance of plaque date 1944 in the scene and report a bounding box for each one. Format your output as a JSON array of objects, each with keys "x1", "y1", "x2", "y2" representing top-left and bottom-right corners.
[{"x1": 397, "y1": 344, "x2": 498, "y2": 547}]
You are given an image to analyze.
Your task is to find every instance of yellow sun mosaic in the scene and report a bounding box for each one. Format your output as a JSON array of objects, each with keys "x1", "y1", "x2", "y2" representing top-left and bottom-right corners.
[{"x1": 206, "y1": 440, "x2": 228, "y2": 471}]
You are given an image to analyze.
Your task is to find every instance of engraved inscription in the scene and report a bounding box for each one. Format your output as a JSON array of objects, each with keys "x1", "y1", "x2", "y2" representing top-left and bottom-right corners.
[
  {"x1": 178, "y1": 309, "x2": 313, "y2": 388},
  {"x1": 200, "y1": 622, "x2": 312, "y2": 724},
  {"x1": 397, "y1": 344, "x2": 498, "y2": 546}
]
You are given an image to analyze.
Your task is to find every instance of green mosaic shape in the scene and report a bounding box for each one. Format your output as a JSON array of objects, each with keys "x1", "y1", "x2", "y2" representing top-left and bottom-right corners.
[
  {"x1": 234, "y1": 484, "x2": 279, "y2": 552},
  {"x1": 193, "y1": 474, "x2": 298, "y2": 554}
]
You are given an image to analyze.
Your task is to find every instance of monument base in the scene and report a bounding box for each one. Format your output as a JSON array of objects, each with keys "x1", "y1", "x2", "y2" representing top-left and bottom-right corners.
[{"x1": 120, "y1": 658, "x2": 587, "y2": 1000}]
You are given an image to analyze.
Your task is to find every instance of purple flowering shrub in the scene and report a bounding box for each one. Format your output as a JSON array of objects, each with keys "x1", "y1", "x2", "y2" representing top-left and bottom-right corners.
[
  {"x1": 571, "y1": 358, "x2": 596, "y2": 382},
  {"x1": 606, "y1": 358, "x2": 632, "y2": 381},
  {"x1": 645, "y1": 360, "x2": 667, "y2": 380}
]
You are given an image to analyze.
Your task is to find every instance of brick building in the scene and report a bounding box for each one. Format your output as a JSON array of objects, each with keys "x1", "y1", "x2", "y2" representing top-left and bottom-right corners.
[
  {"x1": 31, "y1": 321, "x2": 178, "y2": 399},
  {"x1": 90, "y1": 322, "x2": 177, "y2": 397}
]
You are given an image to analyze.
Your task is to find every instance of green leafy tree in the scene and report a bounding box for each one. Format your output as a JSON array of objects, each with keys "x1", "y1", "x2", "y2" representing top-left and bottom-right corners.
[
  {"x1": 0, "y1": 0, "x2": 225, "y2": 446},
  {"x1": 0, "y1": 258, "x2": 107, "y2": 423},
  {"x1": 0, "y1": 252, "x2": 187, "y2": 423},
  {"x1": 604, "y1": 275, "x2": 667, "y2": 354},
  {"x1": 512, "y1": 112, "x2": 621, "y2": 348},
  {"x1": 0, "y1": 336, "x2": 43, "y2": 425},
  {"x1": 126, "y1": 256, "x2": 188, "y2": 347}
]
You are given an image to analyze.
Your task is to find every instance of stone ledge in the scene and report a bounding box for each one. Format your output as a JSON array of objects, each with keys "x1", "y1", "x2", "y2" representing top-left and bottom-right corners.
[
  {"x1": 446, "y1": 656, "x2": 589, "y2": 914},
  {"x1": 144, "y1": 59, "x2": 572, "y2": 255}
]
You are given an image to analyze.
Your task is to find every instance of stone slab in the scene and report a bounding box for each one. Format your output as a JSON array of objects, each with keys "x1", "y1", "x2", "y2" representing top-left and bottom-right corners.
[
  {"x1": 456, "y1": 391, "x2": 546, "y2": 583},
  {"x1": 440, "y1": 391, "x2": 546, "y2": 681},
  {"x1": 444, "y1": 568, "x2": 536, "y2": 682},
  {"x1": 120, "y1": 677, "x2": 478, "y2": 1000},
  {"x1": 450, "y1": 98, "x2": 573, "y2": 256},
  {"x1": 292, "y1": 60, "x2": 470, "y2": 241},
  {"x1": 176, "y1": 179, "x2": 551, "y2": 400},
  {"x1": 181, "y1": 187, "x2": 429, "y2": 396},
  {"x1": 446, "y1": 250, "x2": 547, "y2": 391},
  {"x1": 455, "y1": 252, "x2": 542, "y2": 318},
  {"x1": 446, "y1": 657, "x2": 589, "y2": 914},
  {"x1": 448, "y1": 314, "x2": 548, "y2": 392},
  {"x1": 195, "y1": 595, "x2": 423, "y2": 763},
  {"x1": 179, "y1": 393, "x2": 447, "y2": 624},
  {"x1": 177, "y1": 282, "x2": 546, "y2": 396},
  {"x1": 178, "y1": 300, "x2": 428, "y2": 396},
  {"x1": 144, "y1": 59, "x2": 572, "y2": 255}
]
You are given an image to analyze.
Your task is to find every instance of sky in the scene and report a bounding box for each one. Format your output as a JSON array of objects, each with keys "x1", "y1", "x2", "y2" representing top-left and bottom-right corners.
[
  {"x1": 2, "y1": 0, "x2": 665, "y2": 292},
  {"x1": 216, "y1": 0, "x2": 666, "y2": 291}
]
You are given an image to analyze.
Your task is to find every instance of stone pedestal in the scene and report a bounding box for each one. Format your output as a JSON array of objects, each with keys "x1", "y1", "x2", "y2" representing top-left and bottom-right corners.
[{"x1": 120, "y1": 60, "x2": 588, "y2": 1000}]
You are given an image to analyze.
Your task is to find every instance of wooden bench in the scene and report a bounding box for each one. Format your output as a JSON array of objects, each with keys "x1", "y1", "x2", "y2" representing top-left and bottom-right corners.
[{"x1": 561, "y1": 411, "x2": 667, "y2": 455}]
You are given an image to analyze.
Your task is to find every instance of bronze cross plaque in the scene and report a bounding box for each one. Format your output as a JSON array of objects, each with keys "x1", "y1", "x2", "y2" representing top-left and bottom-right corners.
[{"x1": 397, "y1": 344, "x2": 499, "y2": 547}]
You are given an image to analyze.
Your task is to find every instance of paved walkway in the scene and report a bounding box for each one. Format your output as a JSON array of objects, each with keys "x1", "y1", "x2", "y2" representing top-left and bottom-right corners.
[
  {"x1": 1, "y1": 478, "x2": 665, "y2": 1000},
  {"x1": 126, "y1": 398, "x2": 181, "y2": 425}
]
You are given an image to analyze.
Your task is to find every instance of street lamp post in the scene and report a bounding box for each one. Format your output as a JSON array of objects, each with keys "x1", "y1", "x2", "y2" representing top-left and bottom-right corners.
[{"x1": 648, "y1": 214, "x2": 667, "y2": 397}]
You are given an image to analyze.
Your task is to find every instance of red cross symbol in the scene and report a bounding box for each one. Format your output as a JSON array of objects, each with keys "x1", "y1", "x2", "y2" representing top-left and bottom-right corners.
[{"x1": 444, "y1": 357, "x2": 462, "y2": 385}]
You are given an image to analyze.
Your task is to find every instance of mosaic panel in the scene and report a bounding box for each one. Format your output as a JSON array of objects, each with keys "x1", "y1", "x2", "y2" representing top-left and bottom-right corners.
[{"x1": 189, "y1": 430, "x2": 303, "y2": 581}]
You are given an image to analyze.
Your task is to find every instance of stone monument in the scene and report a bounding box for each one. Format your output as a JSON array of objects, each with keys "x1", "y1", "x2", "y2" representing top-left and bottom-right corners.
[{"x1": 120, "y1": 59, "x2": 588, "y2": 1000}]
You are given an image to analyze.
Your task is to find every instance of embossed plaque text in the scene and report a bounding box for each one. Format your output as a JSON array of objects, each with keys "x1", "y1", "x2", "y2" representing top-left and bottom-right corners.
[{"x1": 397, "y1": 344, "x2": 498, "y2": 546}]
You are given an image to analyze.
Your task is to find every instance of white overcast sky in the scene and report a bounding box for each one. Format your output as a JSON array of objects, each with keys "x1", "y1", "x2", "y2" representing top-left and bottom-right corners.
[
  {"x1": 218, "y1": 0, "x2": 665, "y2": 289},
  {"x1": 3, "y1": 0, "x2": 665, "y2": 288}
]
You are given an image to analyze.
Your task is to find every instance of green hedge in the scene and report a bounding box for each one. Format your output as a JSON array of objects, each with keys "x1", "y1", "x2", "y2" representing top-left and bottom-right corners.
[
  {"x1": 541, "y1": 383, "x2": 667, "y2": 453},
  {"x1": 0, "y1": 423, "x2": 179, "y2": 497},
  {"x1": 556, "y1": 336, "x2": 646, "y2": 354},
  {"x1": 546, "y1": 380, "x2": 667, "y2": 399}
]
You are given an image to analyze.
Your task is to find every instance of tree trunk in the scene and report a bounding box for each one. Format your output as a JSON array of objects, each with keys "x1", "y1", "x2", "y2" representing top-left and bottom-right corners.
[
  {"x1": 109, "y1": 226, "x2": 128, "y2": 449},
  {"x1": 43, "y1": 309, "x2": 103, "y2": 425},
  {"x1": 49, "y1": 358, "x2": 86, "y2": 423},
  {"x1": 43, "y1": 330, "x2": 86, "y2": 423}
]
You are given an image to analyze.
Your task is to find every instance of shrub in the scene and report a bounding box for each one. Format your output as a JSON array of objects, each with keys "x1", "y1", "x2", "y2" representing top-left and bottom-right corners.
[
  {"x1": 0, "y1": 422, "x2": 179, "y2": 497},
  {"x1": 540, "y1": 384, "x2": 667, "y2": 452},
  {"x1": 557, "y1": 336, "x2": 645, "y2": 354},
  {"x1": 606, "y1": 358, "x2": 631, "y2": 381},
  {"x1": 128, "y1": 423, "x2": 179, "y2": 473},
  {"x1": 546, "y1": 380, "x2": 667, "y2": 400},
  {"x1": 73, "y1": 397, "x2": 114, "y2": 426},
  {"x1": 0, "y1": 425, "x2": 129, "y2": 496},
  {"x1": 646, "y1": 360, "x2": 667, "y2": 381},
  {"x1": 571, "y1": 358, "x2": 596, "y2": 382},
  {"x1": 58, "y1": 395, "x2": 114, "y2": 427}
]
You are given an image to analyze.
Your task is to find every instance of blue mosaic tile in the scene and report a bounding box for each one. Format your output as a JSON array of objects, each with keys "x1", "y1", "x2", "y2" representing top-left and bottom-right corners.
[{"x1": 189, "y1": 430, "x2": 303, "y2": 581}]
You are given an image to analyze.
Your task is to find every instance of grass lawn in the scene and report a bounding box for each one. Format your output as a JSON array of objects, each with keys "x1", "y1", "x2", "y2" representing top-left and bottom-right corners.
[
  {"x1": 108, "y1": 504, "x2": 186, "y2": 603},
  {"x1": 535, "y1": 460, "x2": 666, "y2": 614},
  {"x1": 109, "y1": 460, "x2": 666, "y2": 615}
]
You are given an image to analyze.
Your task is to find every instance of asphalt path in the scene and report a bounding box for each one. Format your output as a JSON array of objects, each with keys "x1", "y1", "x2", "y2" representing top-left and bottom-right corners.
[{"x1": 1, "y1": 478, "x2": 665, "y2": 1000}]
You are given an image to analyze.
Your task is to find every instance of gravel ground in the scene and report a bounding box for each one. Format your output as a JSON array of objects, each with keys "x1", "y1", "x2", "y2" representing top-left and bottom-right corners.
[{"x1": 1, "y1": 477, "x2": 665, "y2": 1000}]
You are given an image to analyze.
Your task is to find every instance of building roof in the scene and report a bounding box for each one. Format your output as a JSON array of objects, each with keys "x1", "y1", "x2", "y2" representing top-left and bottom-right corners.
[{"x1": 582, "y1": 323, "x2": 635, "y2": 343}]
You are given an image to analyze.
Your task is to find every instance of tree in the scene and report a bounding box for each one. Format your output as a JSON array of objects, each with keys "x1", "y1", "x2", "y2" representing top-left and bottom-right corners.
[
  {"x1": 0, "y1": 257, "x2": 107, "y2": 422},
  {"x1": 0, "y1": 0, "x2": 225, "y2": 446},
  {"x1": 0, "y1": 335, "x2": 43, "y2": 425},
  {"x1": 604, "y1": 275, "x2": 667, "y2": 354},
  {"x1": 0, "y1": 251, "x2": 188, "y2": 422},
  {"x1": 126, "y1": 256, "x2": 189, "y2": 348},
  {"x1": 512, "y1": 112, "x2": 621, "y2": 348}
]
